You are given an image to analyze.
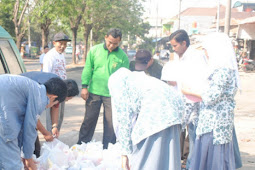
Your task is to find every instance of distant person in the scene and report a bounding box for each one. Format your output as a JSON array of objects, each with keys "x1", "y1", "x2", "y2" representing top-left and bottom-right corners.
[
  {"x1": 20, "y1": 71, "x2": 79, "y2": 158},
  {"x1": 77, "y1": 28, "x2": 129, "y2": 149},
  {"x1": 39, "y1": 46, "x2": 50, "y2": 71},
  {"x1": 129, "y1": 49, "x2": 163, "y2": 80},
  {"x1": 76, "y1": 44, "x2": 80, "y2": 62},
  {"x1": 109, "y1": 67, "x2": 183, "y2": 170},
  {"x1": 182, "y1": 32, "x2": 241, "y2": 170},
  {"x1": 168, "y1": 29, "x2": 208, "y2": 169},
  {"x1": 0, "y1": 75, "x2": 67, "y2": 170},
  {"x1": 43, "y1": 32, "x2": 71, "y2": 133},
  {"x1": 153, "y1": 50, "x2": 160, "y2": 60}
]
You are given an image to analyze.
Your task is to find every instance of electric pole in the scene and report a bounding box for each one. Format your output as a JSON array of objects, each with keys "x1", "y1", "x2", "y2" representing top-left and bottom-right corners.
[
  {"x1": 224, "y1": 0, "x2": 232, "y2": 35},
  {"x1": 216, "y1": 0, "x2": 220, "y2": 32},
  {"x1": 178, "y1": 0, "x2": 182, "y2": 29}
]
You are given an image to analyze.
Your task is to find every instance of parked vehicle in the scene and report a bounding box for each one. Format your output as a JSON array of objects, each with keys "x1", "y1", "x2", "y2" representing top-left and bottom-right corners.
[
  {"x1": 65, "y1": 46, "x2": 73, "y2": 54},
  {"x1": 0, "y1": 26, "x2": 26, "y2": 74},
  {"x1": 160, "y1": 49, "x2": 170, "y2": 60},
  {"x1": 127, "y1": 49, "x2": 136, "y2": 61}
]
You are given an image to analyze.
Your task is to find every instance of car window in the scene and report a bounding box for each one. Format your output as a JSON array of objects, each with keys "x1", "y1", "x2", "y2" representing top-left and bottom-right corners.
[{"x1": 0, "y1": 40, "x2": 22, "y2": 74}]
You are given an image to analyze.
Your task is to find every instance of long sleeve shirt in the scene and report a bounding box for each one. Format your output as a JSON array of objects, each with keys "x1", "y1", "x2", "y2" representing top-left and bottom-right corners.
[
  {"x1": 0, "y1": 75, "x2": 48, "y2": 159},
  {"x1": 197, "y1": 68, "x2": 237, "y2": 145},
  {"x1": 108, "y1": 68, "x2": 184, "y2": 154},
  {"x1": 81, "y1": 43, "x2": 129, "y2": 97}
]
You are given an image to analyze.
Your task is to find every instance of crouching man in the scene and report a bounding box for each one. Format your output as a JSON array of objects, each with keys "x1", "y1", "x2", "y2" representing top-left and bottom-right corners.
[{"x1": 0, "y1": 75, "x2": 67, "y2": 170}]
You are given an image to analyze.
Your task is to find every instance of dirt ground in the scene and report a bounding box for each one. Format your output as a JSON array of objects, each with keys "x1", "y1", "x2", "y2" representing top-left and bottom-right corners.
[{"x1": 24, "y1": 58, "x2": 255, "y2": 169}]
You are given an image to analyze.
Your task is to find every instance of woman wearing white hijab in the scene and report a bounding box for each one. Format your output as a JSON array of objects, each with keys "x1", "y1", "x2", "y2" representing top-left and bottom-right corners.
[{"x1": 182, "y1": 32, "x2": 241, "y2": 170}]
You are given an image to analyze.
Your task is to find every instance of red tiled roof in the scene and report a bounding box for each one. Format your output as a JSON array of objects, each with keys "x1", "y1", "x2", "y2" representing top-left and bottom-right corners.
[
  {"x1": 218, "y1": 11, "x2": 255, "y2": 20},
  {"x1": 177, "y1": 6, "x2": 238, "y2": 17}
]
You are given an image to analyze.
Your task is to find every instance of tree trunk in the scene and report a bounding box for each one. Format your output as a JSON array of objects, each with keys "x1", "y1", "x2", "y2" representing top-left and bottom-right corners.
[
  {"x1": 16, "y1": 34, "x2": 24, "y2": 54},
  {"x1": 41, "y1": 19, "x2": 51, "y2": 49},
  {"x1": 13, "y1": 0, "x2": 29, "y2": 51},
  {"x1": 82, "y1": 23, "x2": 92, "y2": 64},
  {"x1": 71, "y1": 28, "x2": 78, "y2": 64}
]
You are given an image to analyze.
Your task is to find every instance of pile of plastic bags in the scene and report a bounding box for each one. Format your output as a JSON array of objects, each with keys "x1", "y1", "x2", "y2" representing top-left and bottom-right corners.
[{"x1": 36, "y1": 139, "x2": 122, "y2": 170}]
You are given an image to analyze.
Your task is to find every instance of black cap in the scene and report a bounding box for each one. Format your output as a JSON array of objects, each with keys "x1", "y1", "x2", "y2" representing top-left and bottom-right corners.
[
  {"x1": 135, "y1": 49, "x2": 152, "y2": 71},
  {"x1": 53, "y1": 32, "x2": 71, "y2": 42}
]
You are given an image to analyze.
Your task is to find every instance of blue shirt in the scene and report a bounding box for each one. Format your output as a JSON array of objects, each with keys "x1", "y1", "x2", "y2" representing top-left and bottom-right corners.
[
  {"x1": 20, "y1": 71, "x2": 58, "y2": 84},
  {"x1": 0, "y1": 75, "x2": 48, "y2": 159},
  {"x1": 108, "y1": 68, "x2": 184, "y2": 154}
]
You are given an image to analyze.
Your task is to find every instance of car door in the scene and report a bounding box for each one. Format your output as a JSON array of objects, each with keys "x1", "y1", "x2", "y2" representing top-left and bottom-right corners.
[{"x1": 0, "y1": 26, "x2": 26, "y2": 74}]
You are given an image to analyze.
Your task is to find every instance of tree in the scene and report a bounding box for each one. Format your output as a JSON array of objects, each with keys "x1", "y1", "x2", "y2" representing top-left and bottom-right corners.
[
  {"x1": 59, "y1": 0, "x2": 86, "y2": 64},
  {"x1": 0, "y1": 0, "x2": 16, "y2": 38},
  {"x1": 81, "y1": 0, "x2": 149, "y2": 59},
  {"x1": 30, "y1": 0, "x2": 60, "y2": 49},
  {"x1": 12, "y1": 0, "x2": 29, "y2": 51}
]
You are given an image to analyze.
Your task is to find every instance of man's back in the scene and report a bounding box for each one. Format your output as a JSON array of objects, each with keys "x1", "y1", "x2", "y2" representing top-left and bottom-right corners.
[{"x1": 20, "y1": 71, "x2": 58, "y2": 84}]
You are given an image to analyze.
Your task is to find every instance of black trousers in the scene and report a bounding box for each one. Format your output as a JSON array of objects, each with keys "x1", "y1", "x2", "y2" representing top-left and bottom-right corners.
[
  {"x1": 77, "y1": 93, "x2": 116, "y2": 149},
  {"x1": 34, "y1": 135, "x2": 40, "y2": 158}
]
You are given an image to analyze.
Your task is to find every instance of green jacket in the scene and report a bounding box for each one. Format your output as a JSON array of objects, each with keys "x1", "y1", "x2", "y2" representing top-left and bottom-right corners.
[{"x1": 81, "y1": 43, "x2": 129, "y2": 97}]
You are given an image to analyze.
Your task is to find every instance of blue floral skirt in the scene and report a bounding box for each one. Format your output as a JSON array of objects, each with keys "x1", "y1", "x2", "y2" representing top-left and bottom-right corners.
[{"x1": 189, "y1": 132, "x2": 235, "y2": 170}]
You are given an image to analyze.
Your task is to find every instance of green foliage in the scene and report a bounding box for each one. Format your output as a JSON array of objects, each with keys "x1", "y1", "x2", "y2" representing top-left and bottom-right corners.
[
  {"x1": 137, "y1": 37, "x2": 156, "y2": 52},
  {"x1": 0, "y1": 0, "x2": 16, "y2": 37},
  {"x1": 85, "y1": 0, "x2": 149, "y2": 44}
]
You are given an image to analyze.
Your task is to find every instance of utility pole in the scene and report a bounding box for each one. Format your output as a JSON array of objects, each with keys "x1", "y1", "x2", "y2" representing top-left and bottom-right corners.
[
  {"x1": 216, "y1": 0, "x2": 220, "y2": 32},
  {"x1": 224, "y1": 0, "x2": 232, "y2": 35},
  {"x1": 155, "y1": 1, "x2": 158, "y2": 51},
  {"x1": 178, "y1": 0, "x2": 182, "y2": 29}
]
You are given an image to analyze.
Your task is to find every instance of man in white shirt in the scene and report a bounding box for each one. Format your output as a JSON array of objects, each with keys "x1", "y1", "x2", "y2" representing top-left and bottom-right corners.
[
  {"x1": 39, "y1": 46, "x2": 49, "y2": 71},
  {"x1": 153, "y1": 50, "x2": 160, "y2": 60},
  {"x1": 43, "y1": 32, "x2": 71, "y2": 133},
  {"x1": 163, "y1": 29, "x2": 207, "y2": 169}
]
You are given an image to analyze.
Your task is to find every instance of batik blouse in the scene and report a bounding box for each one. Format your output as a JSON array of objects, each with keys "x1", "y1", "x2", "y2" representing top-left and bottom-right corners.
[
  {"x1": 109, "y1": 68, "x2": 184, "y2": 154},
  {"x1": 196, "y1": 68, "x2": 238, "y2": 145}
]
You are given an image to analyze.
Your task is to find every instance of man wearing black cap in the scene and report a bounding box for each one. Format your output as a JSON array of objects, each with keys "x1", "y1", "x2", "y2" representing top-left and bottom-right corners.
[
  {"x1": 130, "y1": 49, "x2": 163, "y2": 79},
  {"x1": 43, "y1": 32, "x2": 71, "y2": 136}
]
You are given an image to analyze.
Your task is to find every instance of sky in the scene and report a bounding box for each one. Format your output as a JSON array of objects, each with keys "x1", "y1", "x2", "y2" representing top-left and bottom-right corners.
[{"x1": 143, "y1": 0, "x2": 229, "y2": 18}]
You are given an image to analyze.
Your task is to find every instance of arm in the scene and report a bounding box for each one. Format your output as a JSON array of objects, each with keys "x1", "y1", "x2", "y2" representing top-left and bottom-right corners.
[
  {"x1": 181, "y1": 85, "x2": 202, "y2": 99},
  {"x1": 37, "y1": 120, "x2": 54, "y2": 141},
  {"x1": 81, "y1": 50, "x2": 93, "y2": 100},
  {"x1": 51, "y1": 105, "x2": 59, "y2": 137},
  {"x1": 122, "y1": 54, "x2": 130, "y2": 69},
  {"x1": 42, "y1": 53, "x2": 53, "y2": 72},
  {"x1": 200, "y1": 69, "x2": 231, "y2": 105},
  {"x1": 121, "y1": 155, "x2": 130, "y2": 170},
  {"x1": 22, "y1": 84, "x2": 43, "y2": 160},
  {"x1": 23, "y1": 158, "x2": 37, "y2": 170}
]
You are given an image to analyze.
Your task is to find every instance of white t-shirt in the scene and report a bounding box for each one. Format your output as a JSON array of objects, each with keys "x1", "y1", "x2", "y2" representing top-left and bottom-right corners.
[
  {"x1": 153, "y1": 54, "x2": 160, "y2": 60},
  {"x1": 43, "y1": 48, "x2": 67, "y2": 79},
  {"x1": 39, "y1": 53, "x2": 45, "y2": 64}
]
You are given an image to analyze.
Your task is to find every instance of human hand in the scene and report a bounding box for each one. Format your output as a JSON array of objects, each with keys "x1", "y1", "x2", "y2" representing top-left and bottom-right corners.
[
  {"x1": 121, "y1": 155, "x2": 130, "y2": 170},
  {"x1": 52, "y1": 127, "x2": 59, "y2": 138},
  {"x1": 23, "y1": 158, "x2": 37, "y2": 170},
  {"x1": 81, "y1": 88, "x2": 89, "y2": 101},
  {"x1": 43, "y1": 131, "x2": 54, "y2": 141},
  {"x1": 181, "y1": 83, "x2": 192, "y2": 95}
]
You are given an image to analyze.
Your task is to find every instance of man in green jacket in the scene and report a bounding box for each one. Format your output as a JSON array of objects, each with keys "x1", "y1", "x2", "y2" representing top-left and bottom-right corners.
[{"x1": 78, "y1": 28, "x2": 129, "y2": 149}]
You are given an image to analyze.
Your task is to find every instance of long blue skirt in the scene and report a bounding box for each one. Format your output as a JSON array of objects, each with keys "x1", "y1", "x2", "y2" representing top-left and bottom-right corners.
[
  {"x1": 189, "y1": 132, "x2": 235, "y2": 170},
  {"x1": 130, "y1": 124, "x2": 181, "y2": 170}
]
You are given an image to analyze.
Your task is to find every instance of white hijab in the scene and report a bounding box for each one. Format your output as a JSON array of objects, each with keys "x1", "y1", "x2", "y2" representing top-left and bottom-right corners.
[{"x1": 202, "y1": 32, "x2": 241, "y2": 89}]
